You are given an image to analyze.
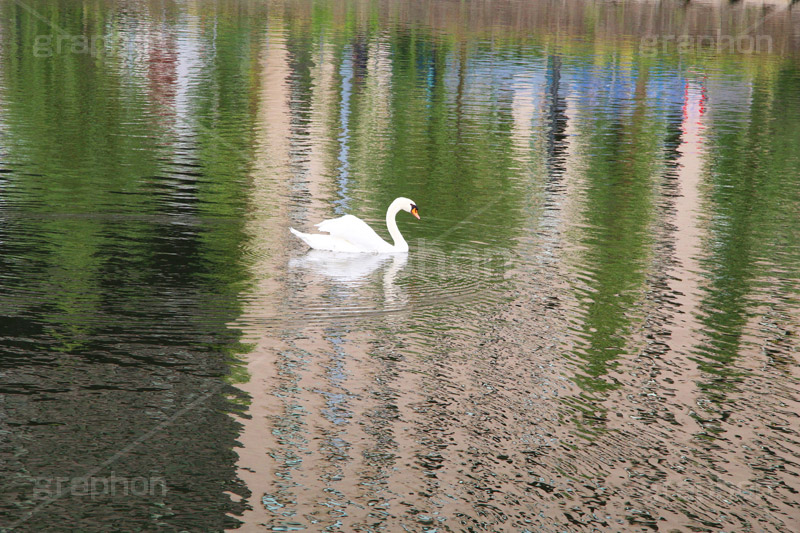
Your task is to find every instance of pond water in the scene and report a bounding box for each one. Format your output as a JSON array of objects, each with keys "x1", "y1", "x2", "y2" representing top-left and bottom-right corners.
[{"x1": 1, "y1": 1, "x2": 799, "y2": 531}]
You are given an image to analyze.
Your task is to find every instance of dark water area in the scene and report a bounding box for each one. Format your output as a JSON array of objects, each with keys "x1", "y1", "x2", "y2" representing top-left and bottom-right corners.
[{"x1": 1, "y1": 1, "x2": 799, "y2": 531}]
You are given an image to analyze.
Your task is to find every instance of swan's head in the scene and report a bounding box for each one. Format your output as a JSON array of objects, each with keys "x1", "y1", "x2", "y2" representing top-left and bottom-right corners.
[{"x1": 396, "y1": 197, "x2": 420, "y2": 220}]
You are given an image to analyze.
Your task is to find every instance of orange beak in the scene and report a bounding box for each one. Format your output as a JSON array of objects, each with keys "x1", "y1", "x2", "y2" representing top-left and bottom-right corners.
[{"x1": 411, "y1": 207, "x2": 420, "y2": 220}]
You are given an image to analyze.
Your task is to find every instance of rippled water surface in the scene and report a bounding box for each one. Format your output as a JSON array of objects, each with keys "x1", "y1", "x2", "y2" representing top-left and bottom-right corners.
[{"x1": 2, "y1": 1, "x2": 800, "y2": 531}]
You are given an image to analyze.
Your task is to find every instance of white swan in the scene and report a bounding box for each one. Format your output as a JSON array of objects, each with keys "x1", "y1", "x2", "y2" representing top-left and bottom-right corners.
[{"x1": 290, "y1": 197, "x2": 420, "y2": 253}]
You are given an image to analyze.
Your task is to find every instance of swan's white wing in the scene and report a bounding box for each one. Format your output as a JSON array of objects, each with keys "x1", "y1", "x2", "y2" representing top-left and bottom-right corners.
[
  {"x1": 316, "y1": 214, "x2": 390, "y2": 252},
  {"x1": 290, "y1": 228, "x2": 363, "y2": 253}
]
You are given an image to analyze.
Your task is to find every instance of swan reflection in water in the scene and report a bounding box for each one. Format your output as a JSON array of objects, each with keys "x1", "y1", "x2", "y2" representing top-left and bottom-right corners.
[{"x1": 289, "y1": 250, "x2": 409, "y2": 307}]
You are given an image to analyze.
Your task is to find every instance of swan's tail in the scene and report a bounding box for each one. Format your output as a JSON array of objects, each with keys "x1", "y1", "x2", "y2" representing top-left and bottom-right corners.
[{"x1": 290, "y1": 227, "x2": 313, "y2": 248}]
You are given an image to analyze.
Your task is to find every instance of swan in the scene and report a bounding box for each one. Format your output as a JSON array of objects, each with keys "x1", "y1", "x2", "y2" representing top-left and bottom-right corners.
[{"x1": 290, "y1": 197, "x2": 420, "y2": 253}]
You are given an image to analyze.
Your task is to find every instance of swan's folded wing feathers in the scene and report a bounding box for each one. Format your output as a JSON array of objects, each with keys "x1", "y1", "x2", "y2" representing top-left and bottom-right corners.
[
  {"x1": 315, "y1": 214, "x2": 388, "y2": 252},
  {"x1": 291, "y1": 227, "x2": 363, "y2": 252}
]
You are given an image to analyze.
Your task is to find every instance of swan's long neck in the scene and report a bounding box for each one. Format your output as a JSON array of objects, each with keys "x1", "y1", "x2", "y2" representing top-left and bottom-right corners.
[{"x1": 386, "y1": 199, "x2": 408, "y2": 252}]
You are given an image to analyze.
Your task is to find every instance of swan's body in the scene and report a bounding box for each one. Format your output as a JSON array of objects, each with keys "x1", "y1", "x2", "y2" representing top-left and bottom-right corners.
[{"x1": 290, "y1": 197, "x2": 420, "y2": 254}]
